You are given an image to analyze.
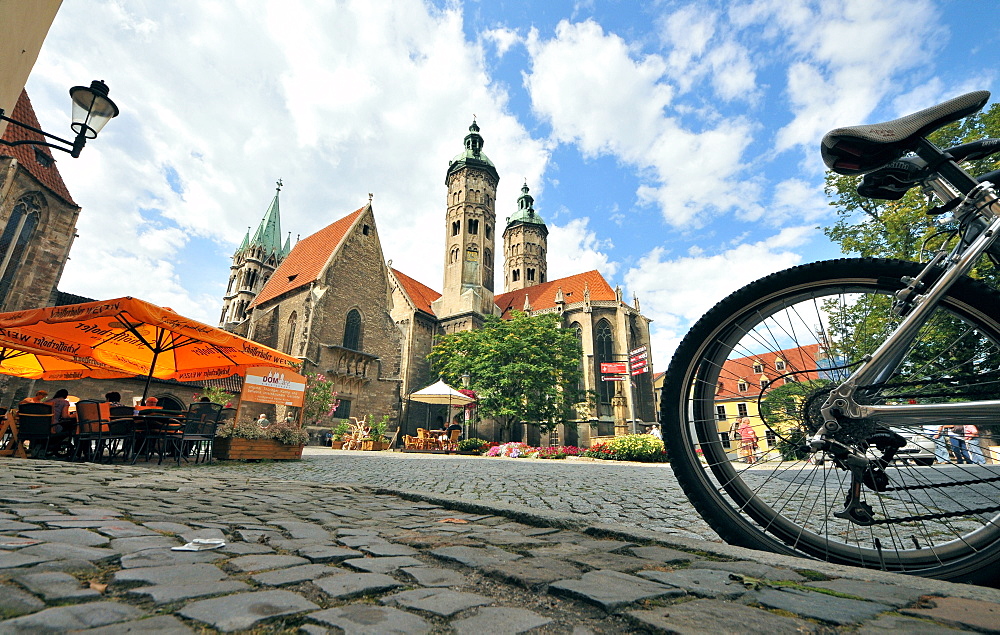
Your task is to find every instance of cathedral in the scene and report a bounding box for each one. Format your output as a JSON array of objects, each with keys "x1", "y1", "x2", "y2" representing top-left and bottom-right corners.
[{"x1": 225, "y1": 121, "x2": 655, "y2": 446}]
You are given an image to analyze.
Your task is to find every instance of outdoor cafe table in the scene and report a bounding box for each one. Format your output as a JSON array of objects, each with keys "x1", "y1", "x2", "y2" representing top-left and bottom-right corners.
[{"x1": 130, "y1": 411, "x2": 184, "y2": 463}]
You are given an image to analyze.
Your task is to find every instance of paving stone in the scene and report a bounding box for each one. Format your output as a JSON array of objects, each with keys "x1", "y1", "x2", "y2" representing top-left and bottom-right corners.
[
  {"x1": 481, "y1": 557, "x2": 583, "y2": 589},
  {"x1": 128, "y1": 580, "x2": 251, "y2": 604},
  {"x1": 19, "y1": 528, "x2": 109, "y2": 547},
  {"x1": 218, "y1": 541, "x2": 273, "y2": 555},
  {"x1": 23, "y1": 558, "x2": 101, "y2": 576},
  {"x1": 95, "y1": 522, "x2": 157, "y2": 538},
  {"x1": 638, "y1": 568, "x2": 750, "y2": 599},
  {"x1": 251, "y1": 563, "x2": 340, "y2": 586},
  {"x1": 0, "y1": 536, "x2": 43, "y2": 549},
  {"x1": 549, "y1": 570, "x2": 683, "y2": 612},
  {"x1": 688, "y1": 560, "x2": 806, "y2": 582},
  {"x1": 753, "y1": 587, "x2": 892, "y2": 625},
  {"x1": 629, "y1": 545, "x2": 697, "y2": 564},
  {"x1": 108, "y1": 536, "x2": 179, "y2": 554},
  {"x1": 17, "y1": 542, "x2": 117, "y2": 563},
  {"x1": 0, "y1": 550, "x2": 49, "y2": 570},
  {"x1": 901, "y1": 596, "x2": 1000, "y2": 632},
  {"x1": 470, "y1": 531, "x2": 550, "y2": 548},
  {"x1": 338, "y1": 534, "x2": 390, "y2": 548},
  {"x1": 565, "y1": 551, "x2": 652, "y2": 572},
  {"x1": 401, "y1": 566, "x2": 467, "y2": 587},
  {"x1": 180, "y1": 527, "x2": 226, "y2": 543},
  {"x1": 272, "y1": 520, "x2": 332, "y2": 541},
  {"x1": 178, "y1": 589, "x2": 319, "y2": 632},
  {"x1": 430, "y1": 545, "x2": 523, "y2": 567},
  {"x1": 224, "y1": 553, "x2": 311, "y2": 572},
  {"x1": 0, "y1": 582, "x2": 45, "y2": 617},
  {"x1": 313, "y1": 572, "x2": 403, "y2": 599},
  {"x1": 268, "y1": 538, "x2": 328, "y2": 551},
  {"x1": 0, "y1": 520, "x2": 39, "y2": 532},
  {"x1": 308, "y1": 604, "x2": 432, "y2": 634},
  {"x1": 236, "y1": 528, "x2": 281, "y2": 542},
  {"x1": 807, "y1": 578, "x2": 926, "y2": 608},
  {"x1": 344, "y1": 555, "x2": 424, "y2": 573},
  {"x1": 12, "y1": 570, "x2": 100, "y2": 600},
  {"x1": 452, "y1": 607, "x2": 553, "y2": 634},
  {"x1": 119, "y1": 548, "x2": 224, "y2": 568},
  {"x1": 142, "y1": 522, "x2": 191, "y2": 534},
  {"x1": 111, "y1": 563, "x2": 227, "y2": 586},
  {"x1": 73, "y1": 614, "x2": 195, "y2": 633},
  {"x1": 360, "y1": 542, "x2": 420, "y2": 557},
  {"x1": 858, "y1": 614, "x2": 969, "y2": 634},
  {"x1": 298, "y1": 544, "x2": 361, "y2": 563},
  {"x1": 526, "y1": 543, "x2": 590, "y2": 558},
  {"x1": 627, "y1": 599, "x2": 813, "y2": 634},
  {"x1": 0, "y1": 601, "x2": 145, "y2": 632},
  {"x1": 381, "y1": 588, "x2": 492, "y2": 617}
]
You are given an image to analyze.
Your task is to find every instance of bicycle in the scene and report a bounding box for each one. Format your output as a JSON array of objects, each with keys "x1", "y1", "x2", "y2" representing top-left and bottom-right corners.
[{"x1": 660, "y1": 90, "x2": 1000, "y2": 584}]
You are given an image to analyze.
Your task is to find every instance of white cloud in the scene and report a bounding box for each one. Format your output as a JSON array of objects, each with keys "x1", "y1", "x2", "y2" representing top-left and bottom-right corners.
[
  {"x1": 483, "y1": 27, "x2": 521, "y2": 57},
  {"x1": 547, "y1": 218, "x2": 618, "y2": 281},
  {"x1": 524, "y1": 19, "x2": 757, "y2": 227},
  {"x1": 624, "y1": 227, "x2": 816, "y2": 368}
]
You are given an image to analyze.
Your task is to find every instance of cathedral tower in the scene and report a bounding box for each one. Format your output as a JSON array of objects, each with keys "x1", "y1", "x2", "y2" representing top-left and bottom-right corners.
[
  {"x1": 432, "y1": 120, "x2": 499, "y2": 332},
  {"x1": 503, "y1": 182, "x2": 548, "y2": 292},
  {"x1": 220, "y1": 180, "x2": 291, "y2": 331}
]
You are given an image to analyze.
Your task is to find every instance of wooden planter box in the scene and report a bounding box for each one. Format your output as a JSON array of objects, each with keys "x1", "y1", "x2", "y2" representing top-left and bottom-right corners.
[
  {"x1": 360, "y1": 439, "x2": 389, "y2": 451},
  {"x1": 213, "y1": 438, "x2": 304, "y2": 460},
  {"x1": 329, "y1": 441, "x2": 345, "y2": 450}
]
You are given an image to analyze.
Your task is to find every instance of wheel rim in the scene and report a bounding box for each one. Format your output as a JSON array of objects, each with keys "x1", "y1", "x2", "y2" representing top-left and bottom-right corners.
[{"x1": 678, "y1": 267, "x2": 1000, "y2": 574}]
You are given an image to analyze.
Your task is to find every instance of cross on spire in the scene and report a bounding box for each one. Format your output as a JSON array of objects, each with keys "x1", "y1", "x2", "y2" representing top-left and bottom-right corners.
[{"x1": 275, "y1": 178, "x2": 283, "y2": 192}]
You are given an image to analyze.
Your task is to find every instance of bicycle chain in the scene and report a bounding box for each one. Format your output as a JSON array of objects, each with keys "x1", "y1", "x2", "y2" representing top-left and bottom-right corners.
[
  {"x1": 874, "y1": 503, "x2": 1000, "y2": 525},
  {"x1": 884, "y1": 474, "x2": 1000, "y2": 492}
]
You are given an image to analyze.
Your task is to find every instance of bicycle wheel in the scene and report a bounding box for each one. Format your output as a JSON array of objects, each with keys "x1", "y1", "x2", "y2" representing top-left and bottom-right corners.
[{"x1": 661, "y1": 258, "x2": 1000, "y2": 584}]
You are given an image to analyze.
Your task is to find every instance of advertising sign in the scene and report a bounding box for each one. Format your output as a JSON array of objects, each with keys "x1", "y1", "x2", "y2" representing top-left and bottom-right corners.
[
  {"x1": 600, "y1": 362, "x2": 628, "y2": 374},
  {"x1": 242, "y1": 366, "x2": 307, "y2": 407},
  {"x1": 602, "y1": 375, "x2": 626, "y2": 381}
]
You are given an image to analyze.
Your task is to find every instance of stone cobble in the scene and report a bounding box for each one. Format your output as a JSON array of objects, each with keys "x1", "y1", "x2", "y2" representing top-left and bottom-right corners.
[{"x1": 0, "y1": 457, "x2": 998, "y2": 633}]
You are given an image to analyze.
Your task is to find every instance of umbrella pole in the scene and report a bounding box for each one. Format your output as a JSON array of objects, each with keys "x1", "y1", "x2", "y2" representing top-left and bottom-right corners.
[{"x1": 140, "y1": 348, "x2": 161, "y2": 402}]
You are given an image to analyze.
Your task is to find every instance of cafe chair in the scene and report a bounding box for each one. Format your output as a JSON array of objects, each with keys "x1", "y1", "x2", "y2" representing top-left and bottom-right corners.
[
  {"x1": 179, "y1": 402, "x2": 223, "y2": 463},
  {"x1": 17, "y1": 402, "x2": 56, "y2": 458}
]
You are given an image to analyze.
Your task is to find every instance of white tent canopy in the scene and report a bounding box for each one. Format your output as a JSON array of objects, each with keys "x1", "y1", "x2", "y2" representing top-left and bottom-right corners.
[{"x1": 408, "y1": 379, "x2": 475, "y2": 405}]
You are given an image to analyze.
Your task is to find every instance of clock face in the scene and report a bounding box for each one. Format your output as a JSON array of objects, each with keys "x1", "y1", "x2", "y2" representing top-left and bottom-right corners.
[{"x1": 465, "y1": 247, "x2": 479, "y2": 262}]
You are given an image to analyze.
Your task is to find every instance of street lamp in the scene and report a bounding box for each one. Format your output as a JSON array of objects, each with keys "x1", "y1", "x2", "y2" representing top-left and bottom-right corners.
[{"x1": 0, "y1": 80, "x2": 119, "y2": 158}]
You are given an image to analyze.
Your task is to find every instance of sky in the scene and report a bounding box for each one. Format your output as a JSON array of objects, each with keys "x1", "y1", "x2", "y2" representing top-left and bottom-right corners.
[{"x1": 24, "y1": 0, "x2": 1000, "y2": 372}]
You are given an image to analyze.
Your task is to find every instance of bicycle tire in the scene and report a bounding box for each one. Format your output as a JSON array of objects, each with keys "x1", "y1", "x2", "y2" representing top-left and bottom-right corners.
[{"x1": 661, "y1": 258, "x2": 1000, "y2": 584}]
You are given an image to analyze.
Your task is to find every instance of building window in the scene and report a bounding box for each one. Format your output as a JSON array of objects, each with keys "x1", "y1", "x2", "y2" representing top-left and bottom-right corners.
[
  {"x1": 450, "y1": 246, "x2": 460, "y2": 263},
  {"x1": 595, "y1": 319, "x2": 615, "y2": 410},
  {"x1": 752, "y1": 361, "x2": 763, "y2": 374},
  {"x1": 33, "y1": 147, "x2": 54, "y2": 167},
  {"x1": 484, "y1": 248, "x2": 492, "y2": 264},
  {"x1": 362, "y1": 224, "x2": 370, "y2": 235},
  {"x1": 540, "y1": 272, "x2": 545, "y2": 283},
  {"x1": 760, "y1": 378, "x2": 770, "y2": 389},
  {"x1": 737, "y1": 403, "x2": 749, "y2": 418},
  {"x1": 485, "y1": 224, "x2": 492, "y2": 239},
  {"x1": 0, "y1": 193, "x2": 42, "y2": 306},
  {"x1": 468, "y1": 219, "x2": 479, "y2": 235},
  {"x1": 512, "y1": 269, "x2": 520, "y2": 282},
  {"x1": 720, "y1": 431, "x2": 732, "y2": 449},
  {"x1": 452, "y1": 220, "x2": 460, "y2": 236},
  {"x1": 333, "y1": 399, "x2": 351, "y2": 419},
  {"x1": 765, "y1": 429, "x2": 776, "y2": 447},
  {"x1": 775, "y1": 359, "x2": 786, "y2": 371},
  {"x1": 284, "y1": 312, "x2": 298, "y2": 354},
  {"x1": 737, "y1": 380, "x2": 748, "y2": 393},
  {"x1": 527, "y1": 268, "x2": 535, "y2": 281},
  {"x1": 343, "y1": 309, "x2": 362, "y2": 351},
  {"x1": 716, "y1": 405, "x2": 727, "y2": 421}
]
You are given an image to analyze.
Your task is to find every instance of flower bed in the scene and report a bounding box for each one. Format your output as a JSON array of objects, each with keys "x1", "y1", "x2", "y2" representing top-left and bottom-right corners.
[
  {"x1": 582, "y1": 434, "x2": 667, "y2": 462},
  {"x1": 482, "y1": 442, "x2": 582, "y2": 459}
]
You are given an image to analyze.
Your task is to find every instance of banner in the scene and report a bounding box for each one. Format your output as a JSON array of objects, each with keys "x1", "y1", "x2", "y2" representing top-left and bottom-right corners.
[{"x1": 242, "y1": 366, "x2": 307, "y2": 407}]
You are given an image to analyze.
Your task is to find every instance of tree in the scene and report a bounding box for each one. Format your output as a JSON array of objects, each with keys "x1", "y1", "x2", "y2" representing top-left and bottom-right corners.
[
  {"x1": 303, "y1": 373, "x2": 340, "y2": 426},
  {"x1": 428, "y1": 311, "x2": 585, "y2": 436},
  {"x1": 759, "y1": 380, "x2": 830, "y2": 460}
]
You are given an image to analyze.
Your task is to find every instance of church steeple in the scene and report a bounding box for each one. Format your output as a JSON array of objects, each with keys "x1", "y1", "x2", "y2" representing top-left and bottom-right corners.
[
  {"x1": 432, "y1": 120, "x2": 499, "y2": 332},
  {"x1": 219, "y1": 180, "x2": 291, "y2": 330},
  {"x1": 503, "y1": 181, "x2": 548, "y2": 293}
]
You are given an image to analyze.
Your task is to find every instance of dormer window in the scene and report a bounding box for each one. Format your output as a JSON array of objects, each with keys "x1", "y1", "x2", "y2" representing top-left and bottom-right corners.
[
  {"x1": 737, "y1": 380, "x2": 748, "y2": 393},
  {"x1": 775, "y1": 359, "x2": 786, "y2": 371},
  {"x1": 34, "y1": 148, "x2": 53, "y2": 167},
  {"x1": 752, "y1": 361, "x2": 763, "y2": 374}
]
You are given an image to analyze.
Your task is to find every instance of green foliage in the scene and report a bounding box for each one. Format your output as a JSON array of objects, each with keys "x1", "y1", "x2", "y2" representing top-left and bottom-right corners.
[
  {"x1": 582, "y1": 434, "x2": 667, "y2": 462},
  {"x1": 823, "y1": 102, "x2": 1000, "y2": 285},
  {"x1": 331, "y1": 420, "x2": 351, "y2": 442},
  {"x1": 193, "y1": 386, "x2": 235, "y2": 406},
  {"x1": 428, "y1": 311, "x2": 585, "y2": 433},
  {"x1": 216, "y1": 417, "x2": 309, "y2": 445},
  {"x1": 759, "y1": 380, "x2": 829, "y2": 461},
  {"x1": 304, "y1": 373, "x2": 340, "y2": 426},
  {"x1": 457, "y1": 437, "x2": 489, "y2": 452},
  {"x1": 365, "y1": 414, "x2": 391, "y2": 440}
]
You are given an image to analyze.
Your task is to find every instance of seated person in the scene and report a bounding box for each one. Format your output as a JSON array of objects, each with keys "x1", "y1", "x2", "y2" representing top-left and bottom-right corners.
[
  {"x1": 446, "y1": 418, "x2": 463, "y2": 439},
  {"x1": 135, "y1": 396, "x2": 162, "y2": 414},
  {"x1": 104, "y1": 391, "x2": 124, "y2": 407},
  {"x1": 20, "y1": 390, "x2": 48, "y2": 405}
]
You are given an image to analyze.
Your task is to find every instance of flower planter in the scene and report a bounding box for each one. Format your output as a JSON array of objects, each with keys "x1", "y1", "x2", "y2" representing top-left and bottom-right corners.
[
  {"x1": 213, "y1": 438, "x2": 304, "y2": 460},
  {"x1": 360, "y1": 439, "x2": 389, "y2": 451},
  {"x1": 329, "y1": 441, "x2": 345, "y2": 450}
]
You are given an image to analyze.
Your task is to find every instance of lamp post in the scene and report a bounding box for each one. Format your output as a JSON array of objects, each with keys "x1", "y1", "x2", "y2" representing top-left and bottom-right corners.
[
  {"x1": 0, "y1": 80, "x2": 119, "y2": 158},
  {"x1": 460, "y1": 372, "x2": 471, "y2": 438}
]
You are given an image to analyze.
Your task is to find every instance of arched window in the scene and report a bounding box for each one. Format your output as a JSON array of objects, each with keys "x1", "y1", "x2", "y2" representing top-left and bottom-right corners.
[
  {"x1": 0, "y1": 193, "x2": 41, "y2": 306},
  {"x1": 527, "y1": 268, "x2": 535, "y2": 281},
  {"x1": 450, "y1": 246, "x2": 460, "y2": 263},
  {"x1": 571, "y1": 322, "x2": 584, "y2": 391},
  {"x1": 452, "y1": 220, "x2": 460, "y2": 236},
  {"x1": 512, "y1": 269, "x2": 520, "y2": 282},
  {"x1": 468, "y1": 219, "x2": 479, "y2": 235},
  {"x1": 594, "y1": 319, "x2": 615, "y2": 407},
  {"x1": 343, "y1": 309, "x2": 362, "y2": 351},
  {"x1": 484, "y1": 248, "x2": 492, "y2": 264},
  {"x1": 284, "y1": 311, "x2": 298, "y2": 354}
]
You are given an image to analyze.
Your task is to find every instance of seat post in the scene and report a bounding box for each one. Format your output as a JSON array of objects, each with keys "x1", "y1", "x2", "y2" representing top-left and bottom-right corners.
[{"x1": 914, "y1": 137, "x2": 979, "y2": 195}]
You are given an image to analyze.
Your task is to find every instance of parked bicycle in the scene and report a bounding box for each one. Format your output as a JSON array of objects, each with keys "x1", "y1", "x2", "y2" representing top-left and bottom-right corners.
[{"x1": 661, "y1": 90, "x2": 1000, "y2": 584}]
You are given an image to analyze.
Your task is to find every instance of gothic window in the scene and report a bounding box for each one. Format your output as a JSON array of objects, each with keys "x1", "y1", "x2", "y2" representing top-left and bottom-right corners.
[
  {"x1": 468, "y1": 219, "x2": 479, "y2": 235},
  {"x1": 484, "y1": 248, "x2": 492, "y2": 264},
  {"x1": 512, "y1": 269, "x2": 520, "y2": 282},
  {"x1": 485, "y1": 224, "x2": 492, "y2": 239},
  {"x1": 571, "y1": 322, "x2": 584, "y2": 391},
  {"x1": 226, "y1": 275, "x2": 235, "y2": 293},
  {"x1": 343, "y1": 309, "x2": 362, "y2": 351},
  {"x1": 452, "y1": 220, "x2": 460, "y2": 236},
  {"x1": 540, "y1": 272, "x2": 545, "y2": 283},
  {"x1": 0, "y1": 193, "x2": 42, "y2": 306},
  {"x1": 220, "y1": 306, "x2": 228, "y2": 324},
  {"x1": 527, "y1": 268, "x2": 535, "y2": 281},
  {"x1": 284, "y1": 311, "x2": 298, "y2": 354},
  {"x1": 450, "y1": 246, "x2": 460, "y2": 263},
  {"x1": 595, "y1": 319, "x2": 614, "y2": 406}
]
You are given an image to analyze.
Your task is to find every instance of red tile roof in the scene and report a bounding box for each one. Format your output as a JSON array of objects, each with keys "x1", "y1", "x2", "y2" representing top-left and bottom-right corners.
[
  {"x1": 494, "y1": 270, "x2": 616, "y2": 318},
  {"x1": 251, "y1": 205, "x2": 366, "y2": 307},
  {"x1": 391, "y1": 268, "x2": 440, "y2": 316},
  {"x1": 716, "y1": 343, "x2": 823, "y2": 401},
  {"x1": 0, "y1": 90, "x2": 76, "y2": 206}
]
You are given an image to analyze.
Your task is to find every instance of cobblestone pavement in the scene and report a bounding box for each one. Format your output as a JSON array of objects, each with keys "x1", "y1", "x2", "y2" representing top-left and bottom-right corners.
[
  {"x1": 192, "y1": 449, "x2": 719, "y2": 542},
  {"x1": 3, "y1": 458, "x2": 1000, "y2": 633}
]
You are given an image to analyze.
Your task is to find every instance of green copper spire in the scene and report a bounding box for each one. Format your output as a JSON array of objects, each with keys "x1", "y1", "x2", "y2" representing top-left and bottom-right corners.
[
  {"x1": 248, "y1": 179, "x2": 285, "y2": 257},
  {"x1": 446, "y1": 119, "x2": 499, "y2": 184},
  {"x1": 507, "y1": 181, "x2": 545, "y2": 225}
]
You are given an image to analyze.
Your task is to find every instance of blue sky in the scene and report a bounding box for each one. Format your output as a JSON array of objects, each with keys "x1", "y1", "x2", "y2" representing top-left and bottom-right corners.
[{"x1": 26, "y1": 0, "x2": 1000, "y2": 371}]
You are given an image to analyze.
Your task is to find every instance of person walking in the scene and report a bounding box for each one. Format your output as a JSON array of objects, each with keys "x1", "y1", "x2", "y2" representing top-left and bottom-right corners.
[
  {"x1": 949, "y1": 425, "x2": 973, "y2": 464},
  {"x1": 736, "y1": 418, "x2": 758, "y2": 464},
  {"x1": 964, "y1": 424, "x2": 986, "y2": 465},
  {"x1": 931, "y1": 425, "x2": 952, "y2": 464}
]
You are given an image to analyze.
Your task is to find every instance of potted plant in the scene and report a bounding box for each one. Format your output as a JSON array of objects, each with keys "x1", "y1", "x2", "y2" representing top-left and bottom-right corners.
[
  {"x1": 360, "y1": 415, "x2": 391, "y2": 451},
  {"x1": 213, "y1": 416, "x2": 310, "y2": 460},
  {"x1": 329, "y1": 421, "x2": 351, "y2": 450}
]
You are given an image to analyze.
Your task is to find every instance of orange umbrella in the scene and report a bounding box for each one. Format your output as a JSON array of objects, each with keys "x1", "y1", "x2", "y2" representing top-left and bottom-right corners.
[
  {"x1": 0, "y1": 344, "x2": 132, "y2": 381},
  {"x1": 0, "y1": 297, "x2": 302, "y2": 399}
]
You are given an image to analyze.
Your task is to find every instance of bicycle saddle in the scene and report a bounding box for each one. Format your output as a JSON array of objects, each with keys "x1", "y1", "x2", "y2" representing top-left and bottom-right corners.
[{"x1": 821, "y1": 90, "x2": 990, "y2": 175}]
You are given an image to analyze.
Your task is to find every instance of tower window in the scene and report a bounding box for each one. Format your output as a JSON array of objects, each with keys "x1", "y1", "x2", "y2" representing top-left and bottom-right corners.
[
  {"x1": 450, "y1": 246, "x2": 460, "y2": 263},
  {"x1": 0, "y1": 193, "x2": 41, "y2": 306},
  {"x1": 362, "y1": 224, "x2": 370, "y2": 235},
  {"x1": 343, "y1": 309, "x2": 362, "y2": 351},
  {"x1": 540, "y1": 272, "x2": 545, "y2": 283},
  {"x1": 452, "y1": 221, "x2": 460, "y2": 236},
  {"x1": 527, "y1": 268, "x2": 535, "y2": 281},
  {"x1": 512, "y1": 269, "x2": 520, "y2": 282},
  {"x1": 485, "y1": 225, "x2": 492, "y2": 239},
  {"x1": 468, "y1": 219, "x2": 479, "y2": 235}
]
